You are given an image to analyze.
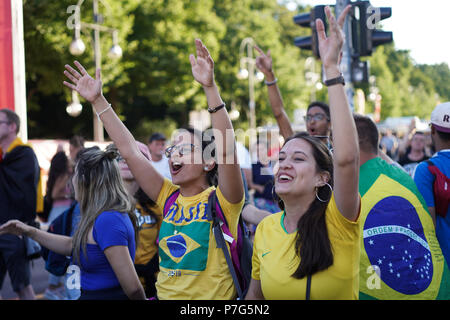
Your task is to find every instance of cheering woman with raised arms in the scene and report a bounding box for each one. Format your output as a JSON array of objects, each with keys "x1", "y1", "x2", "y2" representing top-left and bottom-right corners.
[
  {"x1": 246, "y1": 5, "x2": 361, "y2": 300},
  {"x1": 62, "y1": 39, "x2": 244, "y2": 300}
]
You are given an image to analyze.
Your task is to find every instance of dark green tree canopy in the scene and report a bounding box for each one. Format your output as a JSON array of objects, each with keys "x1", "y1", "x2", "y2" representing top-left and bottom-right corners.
[{"x1": 23, "y1": 0, "x2": 448, "y2": 140}]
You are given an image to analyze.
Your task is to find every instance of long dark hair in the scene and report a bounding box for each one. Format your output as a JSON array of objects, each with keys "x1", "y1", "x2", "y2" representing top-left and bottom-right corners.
[
  {"x1": 274, "y1": 132, "x2": 334, "y2": 279},
  {"x1": 46, "y1": 151, "x2": 70, "y2": 201}
]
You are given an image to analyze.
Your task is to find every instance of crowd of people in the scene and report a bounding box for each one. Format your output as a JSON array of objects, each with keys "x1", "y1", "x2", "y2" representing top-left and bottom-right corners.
[
  {"x1": 380, "y1": 121, "x2": 434, "y2": 178},
  {"x1": 0, "y1": 6, "x2": 449, "y2": 300}
]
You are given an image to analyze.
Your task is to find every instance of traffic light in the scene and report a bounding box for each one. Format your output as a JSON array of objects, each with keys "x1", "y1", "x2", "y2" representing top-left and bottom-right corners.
[
  {"x1": 351, "y1": 1, "x2": 393, "y2": 57},
  {"x1": 293, "y1": 5, "x2": 327, "y2": 58},
  {"x1": 351, "y1": 59, "x2": 369, "y2": 83}
]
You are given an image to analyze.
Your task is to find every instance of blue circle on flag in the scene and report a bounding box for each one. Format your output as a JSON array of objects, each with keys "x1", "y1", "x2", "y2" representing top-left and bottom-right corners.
[
  {"x1": 364, "y1": 196, "x2": 433, "y2": 294},
  {"x1": 166, "y1": 234, "x2": 187, "y2": 258}
]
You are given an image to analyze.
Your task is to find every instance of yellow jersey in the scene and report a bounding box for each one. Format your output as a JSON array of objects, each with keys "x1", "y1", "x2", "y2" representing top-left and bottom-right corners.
[
  {"x1": 252, "y1": 194, "x2": 360, "y2": 300},
  {"x1": 134, "y1": 203, "x2": 162, "y2": 265},
  {"x1": 155, "y1": 179, "x2": 244, "y2": 300}
]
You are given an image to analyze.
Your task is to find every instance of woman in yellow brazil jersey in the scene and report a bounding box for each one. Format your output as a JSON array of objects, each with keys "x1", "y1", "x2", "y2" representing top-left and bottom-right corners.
[
  {"x1": 245, "y1": 5, "x2": 361, "y2": 300},
  {"x1": 63, "y1": 39, "x2": 244, "y2": 299}
]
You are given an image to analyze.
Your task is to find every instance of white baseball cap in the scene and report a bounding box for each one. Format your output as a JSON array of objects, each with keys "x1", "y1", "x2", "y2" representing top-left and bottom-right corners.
[{"x1": 431, "y1": 102, "x2": 450, "y2": 133}]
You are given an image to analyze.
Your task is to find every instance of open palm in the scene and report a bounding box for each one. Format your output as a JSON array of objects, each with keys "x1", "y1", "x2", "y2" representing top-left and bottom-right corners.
[
  {"x1": 63, "y1": 61, "x2": 102, "y2": 104},
  {"x1": 316, "y1": 5, "x2": 351, "y2": 68},
  {"x1": 190, "y1": 39, "x2": 214, "y2": 87}
]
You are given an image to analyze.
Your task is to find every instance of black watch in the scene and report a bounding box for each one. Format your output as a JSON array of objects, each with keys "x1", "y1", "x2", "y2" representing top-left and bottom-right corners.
[
  {"x1": 324, "y1": 74, "x2": 345, "y2": 87},
  {"x1": 207, "y1": 103, "x2": 226, "y2": 113}
]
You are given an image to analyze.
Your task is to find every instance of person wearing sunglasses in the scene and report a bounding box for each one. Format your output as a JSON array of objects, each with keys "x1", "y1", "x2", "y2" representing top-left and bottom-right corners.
[{"x1": 62, "y1": 39, "x2": 244, "y2": 300}]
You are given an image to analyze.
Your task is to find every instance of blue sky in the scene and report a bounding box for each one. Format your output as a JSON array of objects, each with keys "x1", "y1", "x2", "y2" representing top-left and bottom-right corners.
[{"x1": 291, "y1": 0, "x2": 450, "y2": 66}]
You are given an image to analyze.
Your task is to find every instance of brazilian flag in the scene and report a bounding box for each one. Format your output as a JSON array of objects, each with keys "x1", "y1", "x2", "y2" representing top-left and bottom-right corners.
[{"x1": 359, "y1": 158, "x2": 450, "y2": 300}]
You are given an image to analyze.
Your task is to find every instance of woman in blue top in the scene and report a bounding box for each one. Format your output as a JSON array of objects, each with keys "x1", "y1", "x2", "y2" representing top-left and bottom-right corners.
[{"x1": 0, "y1": 146, "x2": 146, "y2": 300}]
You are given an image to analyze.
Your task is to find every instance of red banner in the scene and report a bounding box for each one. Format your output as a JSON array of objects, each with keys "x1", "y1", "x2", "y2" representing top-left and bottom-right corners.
[{"x1": 0, "y1": 0, "x2": 15, "y2": 111}]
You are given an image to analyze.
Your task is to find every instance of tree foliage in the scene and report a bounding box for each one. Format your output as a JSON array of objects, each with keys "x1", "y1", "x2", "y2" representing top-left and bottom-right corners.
[{"x1": 23, "y1": 0, "x2": 449, "y2": 139}]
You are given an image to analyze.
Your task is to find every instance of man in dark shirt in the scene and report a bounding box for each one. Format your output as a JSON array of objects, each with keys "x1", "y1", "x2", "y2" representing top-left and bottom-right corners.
[{"x1": 0, "y1": 109, "x2": 40, "y2": 300}]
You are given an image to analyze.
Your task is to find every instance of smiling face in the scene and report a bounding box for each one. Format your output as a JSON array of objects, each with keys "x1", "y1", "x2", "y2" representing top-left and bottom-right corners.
[
  {"x1": 275, "y1": 136, "x2": 332, "y2": 202},
  {"x1": 167, "y1": 130, "x2": 209, "y2": 188}
]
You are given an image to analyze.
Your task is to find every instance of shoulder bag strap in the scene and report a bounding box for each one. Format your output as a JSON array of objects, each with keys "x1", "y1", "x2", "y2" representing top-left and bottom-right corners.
[{"x1": 207, "y1": 191, "x2": 244, "y2": 299}]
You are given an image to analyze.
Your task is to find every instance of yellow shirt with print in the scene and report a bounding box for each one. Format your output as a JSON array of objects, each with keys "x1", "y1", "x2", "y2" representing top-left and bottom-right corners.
[
  {"x1": 252, "y1": 193, "x2": 360, "y2": 300},
  {"x1": 155, "y1": 179, "x2": 244, "y2": 300},
  {"x1": 134, "y1": 203, "x2": 162, "y2": 265}
]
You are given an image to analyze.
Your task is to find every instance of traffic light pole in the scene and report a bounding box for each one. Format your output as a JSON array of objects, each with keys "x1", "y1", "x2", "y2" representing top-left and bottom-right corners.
[{"x1": 335, "y1": 0, "x2": 354, "y2": 111}]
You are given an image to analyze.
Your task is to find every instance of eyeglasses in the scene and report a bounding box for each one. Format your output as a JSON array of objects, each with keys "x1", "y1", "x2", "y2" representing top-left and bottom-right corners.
[
  {"x1": 0, "y1": 121, "x2": 11, "y2": 125},
  {"x1": 304, "y1": 114, "x2": 329, "y2": 122},
  {"x1": 165, "y1": 143, "x2": 196, "y2": 158}
]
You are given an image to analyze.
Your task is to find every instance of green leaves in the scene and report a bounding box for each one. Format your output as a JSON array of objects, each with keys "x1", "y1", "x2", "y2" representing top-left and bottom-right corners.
[{"x1": 23, "y1": 0, "x2": 449, "y2": 139}]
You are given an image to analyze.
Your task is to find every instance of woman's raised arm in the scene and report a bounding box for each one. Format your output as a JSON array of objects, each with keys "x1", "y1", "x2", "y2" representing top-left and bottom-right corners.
[
  {"x1": 63, "y1": 62, "x2": 164, "y2": 202},
  {"x1": 317, "y1": 6, "x2": 360, "y2": 221},
  {"x1": 254, "y1": 45, "x2": 293, "y2": 140},
  {"x1": 189, "y1": 39, "x2": 243, "y2": 204}
]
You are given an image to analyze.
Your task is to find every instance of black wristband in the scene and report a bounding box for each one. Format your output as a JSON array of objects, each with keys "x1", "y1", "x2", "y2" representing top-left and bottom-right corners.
[
  {"x1": 207, "y1": 103, "x2": 226, "y2": 113},
  {"x1": 324, "y1": 74, "x2": 345, "y2": 87}
]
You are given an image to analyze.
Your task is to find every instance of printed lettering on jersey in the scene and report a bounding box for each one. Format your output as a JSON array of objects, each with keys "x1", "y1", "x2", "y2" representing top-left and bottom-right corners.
[
  {"x1": 158, "y1": 201, "x2": 211, "y2": 271},
  {"x1": 134, "y1": 209, "x2": 157, "y2": 229}
]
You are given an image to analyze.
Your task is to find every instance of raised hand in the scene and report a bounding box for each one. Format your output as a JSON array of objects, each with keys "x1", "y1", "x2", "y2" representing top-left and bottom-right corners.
[
  {"x1": 316, "y1": 5, "x2": 351, "y2": 69},
  {"x1": 189, "y1": 39, "x2": 215, "y2": 88},
  {"x1": 0, "y1": 220, "x2": 31, "y2": 237},
  {"x1": 63, "y1": 61, "x2": 103, "y2": 104},
  {"x1": 254, "y1": 45, "x2": 273, "y2": 76}
]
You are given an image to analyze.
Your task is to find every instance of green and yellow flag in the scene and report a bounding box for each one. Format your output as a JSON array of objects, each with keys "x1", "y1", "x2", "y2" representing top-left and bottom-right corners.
[{"x1": 359, "y1": 158, "x2": 450, "y2": 300}]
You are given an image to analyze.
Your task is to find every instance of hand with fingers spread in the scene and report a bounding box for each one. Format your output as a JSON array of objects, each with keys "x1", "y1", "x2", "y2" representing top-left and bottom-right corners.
[
  {"x1": 189, "y1": 39, "x2": 215, "y2": 88},
  {"x1": 63, "y1": 61, "x2": 103, "y2": 104},
  {"x1": 316, "y1": 5, "x2": 351, "y2": 70},
  {"x1": 254, "y1": 45, "x2": 273, "y2": 77}
]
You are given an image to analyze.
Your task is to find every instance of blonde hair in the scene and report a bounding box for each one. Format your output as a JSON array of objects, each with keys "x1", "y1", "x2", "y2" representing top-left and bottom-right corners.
[{"x1": 72, "y1": 145, "x2": 138, "y2": 265}]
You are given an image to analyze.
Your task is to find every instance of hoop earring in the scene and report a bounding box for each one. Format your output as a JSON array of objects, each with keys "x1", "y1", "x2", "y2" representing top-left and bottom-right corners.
[
  {"x1": 271, "y1": 185, "x2": 277, "y2": 201},
  {"x1": 315, "y1": 183, "x2": 333, "y2": 203}
]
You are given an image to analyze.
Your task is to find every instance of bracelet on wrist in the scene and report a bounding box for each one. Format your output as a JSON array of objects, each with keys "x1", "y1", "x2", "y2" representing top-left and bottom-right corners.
[
  {"x1": 96, "y1": 104, "x2": 112, "y2": 121},
  {"x1": 324, "y1": 73, "x2": 345, "y2": 87},
  {"x1": 265, "y1": 78, "x2": 278, "y2": 86},
  {"x1": 207, "y1": 102, "x2": 226, "y2": 114}
]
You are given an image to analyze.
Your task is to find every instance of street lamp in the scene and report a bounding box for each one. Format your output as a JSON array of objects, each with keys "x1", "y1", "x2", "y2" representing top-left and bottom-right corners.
[
  {"x1": 108, "y1": 30, "x2": 122, "y2": 59},
  {"x1": 229, "y1": 101, "x2": 240, "y2": 121},
  {"x1": 67, "y1": 0, "x2": 122, "y2": 142},
  {"x1": 66, "y1": 90, "x2": 83, "y2": 117},
  {"x1": 237, "y1": 37, "x2": 264, "y2": 132}
]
